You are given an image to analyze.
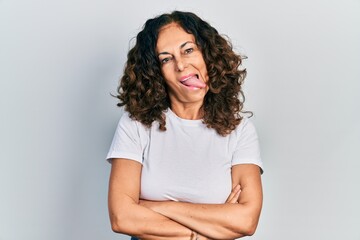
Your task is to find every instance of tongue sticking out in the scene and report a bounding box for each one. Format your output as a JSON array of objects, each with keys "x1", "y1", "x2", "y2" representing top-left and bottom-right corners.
[{"x1": 181, "y1": 76, "x2": 206, "y2": 88}]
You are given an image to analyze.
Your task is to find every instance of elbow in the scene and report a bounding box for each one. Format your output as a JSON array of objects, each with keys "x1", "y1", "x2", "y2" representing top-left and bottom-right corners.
[
  {"x1": 110, "y1": 218, "x2": 122, "y2": 233},
  {"x1": 229, "y1": 208, "x2": 260, "y2": 238},
  {"x1": 109, "y1": 212, "x2": 132, "y2": 234},
  {"x1": 109, "y1": 201, "x2": 141, "y2": 234},
  {"x1": 236, "y1": 215, "x2": 259, "y2": 237},
  {"x1": 218, "y1": 215, "x2": 259, "y2": 239},
  {"x1": 242, "y1": 219, "x2": 258, "y2": 236},
  {"x1": 110, "y1": 215, "x2": 124, "y2": 233},
  {"x1": 234, "y1": 203, "x2": 262, "y2": 237}
]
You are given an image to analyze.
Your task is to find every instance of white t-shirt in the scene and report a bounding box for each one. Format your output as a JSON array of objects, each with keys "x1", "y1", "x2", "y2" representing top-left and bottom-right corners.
[{"x1": 107, "y1": 109, "x2": 263, "y2": 204}]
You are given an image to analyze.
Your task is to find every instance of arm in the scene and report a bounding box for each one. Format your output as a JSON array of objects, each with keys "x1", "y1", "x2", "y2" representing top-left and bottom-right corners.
[
  {"x1": 108, "y1": 158, "x2": 198, "y2": 240},
  {"x1": 139, "y1": 164, "x2": 263, "y2": 239}
]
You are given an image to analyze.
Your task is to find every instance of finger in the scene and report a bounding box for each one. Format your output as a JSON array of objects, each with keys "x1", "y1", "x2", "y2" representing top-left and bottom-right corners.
[
  {"x1": 229, "y1": 185, "x2": 241, "y2": 203},
  {"x1": 233, "y1": 188, "x2": 241, "y2": 203},
  {"x1": 228, "y1": 188, "x2": 241, "y2": 204},
  {"x1": 225, "y1": 185, "x2": 238, "y2": 202},
  {"x1": 226, "y1": 184, "x2": 241, "y2": 203}
]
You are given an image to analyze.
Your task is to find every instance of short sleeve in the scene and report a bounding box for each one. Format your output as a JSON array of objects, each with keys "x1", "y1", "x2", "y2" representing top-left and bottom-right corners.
[
  {"x1": 232, "y1": 118, "x2": 264, "y2": 173},
  {"x1": 106, "y1": 112, "x2": 144, "y2": 164}
]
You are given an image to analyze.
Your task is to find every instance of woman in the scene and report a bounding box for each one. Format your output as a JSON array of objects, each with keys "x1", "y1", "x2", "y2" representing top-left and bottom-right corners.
[{"x1": 107, "y1": 11, "x2": 263, "y2": 240}]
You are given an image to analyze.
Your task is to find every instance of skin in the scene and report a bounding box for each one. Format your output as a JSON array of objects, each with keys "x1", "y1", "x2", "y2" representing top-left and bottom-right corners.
[
  {"x1": 156, "y1": 22, "x2": 209, "y2": 120},
  {"x1": 108, "y1": 23, "x2": 263, "y2": 240},
  {"x1": 139, "y1": 165, "x2": 263, "y2": 239}
]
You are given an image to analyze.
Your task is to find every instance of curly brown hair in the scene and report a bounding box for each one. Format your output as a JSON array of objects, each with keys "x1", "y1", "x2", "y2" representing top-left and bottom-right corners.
[{"x1": 116, "y1": 11, "x2": 250, "y2": 136}]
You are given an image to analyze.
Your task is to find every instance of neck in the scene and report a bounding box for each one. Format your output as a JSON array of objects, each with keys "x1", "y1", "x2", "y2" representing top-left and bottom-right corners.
[{"x1": 170, "y1": 102, "x2": 204, "y2": 120}]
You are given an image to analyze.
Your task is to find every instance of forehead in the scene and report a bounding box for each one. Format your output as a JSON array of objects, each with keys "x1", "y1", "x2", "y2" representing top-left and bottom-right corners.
[{"x1": 156, "y1": 23, "x2": 195, "y2": 52}]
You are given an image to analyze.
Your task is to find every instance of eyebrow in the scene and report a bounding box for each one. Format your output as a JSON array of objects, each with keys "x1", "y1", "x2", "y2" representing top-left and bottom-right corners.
[{"x1": 157, "y1": 41, "x2": 195, "y2": 57}]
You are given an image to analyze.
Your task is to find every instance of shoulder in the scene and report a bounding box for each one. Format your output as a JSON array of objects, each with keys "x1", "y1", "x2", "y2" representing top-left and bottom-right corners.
[
  {"x1": 118, "y1": 111, "x2": 146, "y2": 130},
  {"x1": 233, "y1": 117, "x2": 258, "y2": 138},
  {"x1": 118, "y1": 111, "x2": 135, "y2": 126},
  {"x1": 113, "y1": 111, "x2": 152, "y2": 143},
  {"x1": 231, "y1": 116, "x2": 263, "y2": 172}
]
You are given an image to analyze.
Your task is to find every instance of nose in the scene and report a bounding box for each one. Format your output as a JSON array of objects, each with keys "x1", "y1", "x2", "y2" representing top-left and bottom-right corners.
[{"x1": 175, "y1": 57, "x2": 187, "y2": 72}]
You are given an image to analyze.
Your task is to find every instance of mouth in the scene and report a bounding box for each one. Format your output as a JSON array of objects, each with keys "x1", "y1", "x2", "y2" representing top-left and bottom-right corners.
[{"x1": 179, "y1": 74, "x2": 206, "y2": 89}]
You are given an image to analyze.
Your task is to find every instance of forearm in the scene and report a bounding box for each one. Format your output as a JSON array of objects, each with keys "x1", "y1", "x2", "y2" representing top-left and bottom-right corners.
[
  {"x1": 108, "y1": 159, "x2": 197, "y2": 240},
  {"x1": 110, "y1": 201, "x2": 194, "y2": 240},
  {"x1": 142, "y1": 201, "x2": 258, "y2": 239}
]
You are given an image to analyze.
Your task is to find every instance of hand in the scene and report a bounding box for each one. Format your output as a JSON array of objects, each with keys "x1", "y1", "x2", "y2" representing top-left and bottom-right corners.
[{"x1": 225, "y1": 184, "x2": 241, "y2": 204}]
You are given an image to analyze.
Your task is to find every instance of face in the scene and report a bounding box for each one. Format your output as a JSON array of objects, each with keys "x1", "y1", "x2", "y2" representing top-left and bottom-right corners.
[{"x1": 156, "y1": 23, "x2": 209, "y2": 108}]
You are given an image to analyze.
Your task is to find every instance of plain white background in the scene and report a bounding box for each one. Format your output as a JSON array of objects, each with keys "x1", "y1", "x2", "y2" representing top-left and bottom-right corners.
[{"x1": 1, "y1": 0, "x2": 359, "y2": 239}]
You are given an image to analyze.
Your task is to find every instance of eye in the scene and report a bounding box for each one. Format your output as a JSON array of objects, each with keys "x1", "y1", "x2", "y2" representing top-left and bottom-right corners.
[
  {"x1": 160, "y1": 57, "x2": 172, "y2": 64},
  {"x1": 184, "y1": 48, "x2": 194, "y2": 54}
]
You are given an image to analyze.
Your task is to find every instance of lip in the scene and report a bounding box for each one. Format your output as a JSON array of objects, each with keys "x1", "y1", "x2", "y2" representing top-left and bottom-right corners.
[{"x1": 179, "y1": 73, "x2": 198, "y2": 82}]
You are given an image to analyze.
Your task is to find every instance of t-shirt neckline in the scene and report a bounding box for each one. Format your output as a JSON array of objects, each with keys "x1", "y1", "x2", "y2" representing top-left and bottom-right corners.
[{"x1": 166, "y1": 108, "x2": 204, "y2": 127}]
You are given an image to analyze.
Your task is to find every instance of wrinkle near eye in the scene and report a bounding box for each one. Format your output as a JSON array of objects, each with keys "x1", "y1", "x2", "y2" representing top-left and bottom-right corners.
[
  {"x1": 184, "y1": 48, "x2": 194, "y2": 54},
  {"x1": 159, "y1": 55, "x2": 173, "y2": 65}
]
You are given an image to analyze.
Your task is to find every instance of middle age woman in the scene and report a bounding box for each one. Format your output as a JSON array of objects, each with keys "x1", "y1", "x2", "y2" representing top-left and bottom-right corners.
[{"x1": 107, "y1": 11, "x2": 264, "y2": 240}]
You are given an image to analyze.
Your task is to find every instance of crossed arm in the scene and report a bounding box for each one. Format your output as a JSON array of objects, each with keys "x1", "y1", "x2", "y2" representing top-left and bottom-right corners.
[{"x1": 108, "y1": 158, "x2": 263, "y2": 240}]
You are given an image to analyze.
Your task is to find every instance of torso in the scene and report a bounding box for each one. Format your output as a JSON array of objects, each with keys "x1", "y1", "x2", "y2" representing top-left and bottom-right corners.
[{"x1": 139, "y1": 109, "x2": 237, "y2": 203}]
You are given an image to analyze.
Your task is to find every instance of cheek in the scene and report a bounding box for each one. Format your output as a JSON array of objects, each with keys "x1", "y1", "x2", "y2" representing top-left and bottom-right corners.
[
  {"x1": 194, "y1": 54, "x2": 207, "y2": 74},
  {"x1": 160, "y1": 65, "x2": 171, "y2": 78},
  {"x1": 199, "y1": 60, "x2": 209, "y2": 81},
  {"x1": 161, "y1": 67, "x2": 176, "y2": 84}
]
